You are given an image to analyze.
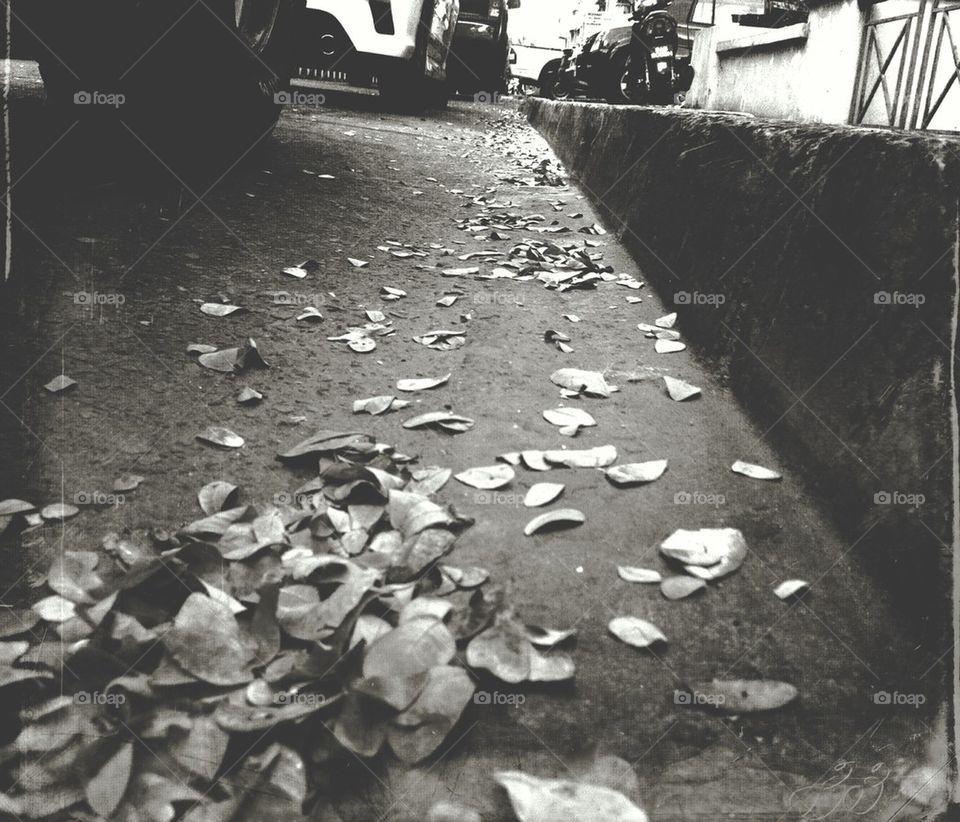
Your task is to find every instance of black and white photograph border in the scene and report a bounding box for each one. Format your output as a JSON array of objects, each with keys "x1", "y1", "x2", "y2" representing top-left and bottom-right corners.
[{"x1": 0, "y1": 0, "x2": 957, "y2": 819}]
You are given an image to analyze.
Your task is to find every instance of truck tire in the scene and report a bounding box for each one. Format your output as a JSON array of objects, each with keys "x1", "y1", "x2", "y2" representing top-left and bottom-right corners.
[
  {"x1": 379, "y1": 0, "x2": 449, "y2": 112},
  {"x1": 25, "y1": 0, "x2": 302, "y2": 180}
]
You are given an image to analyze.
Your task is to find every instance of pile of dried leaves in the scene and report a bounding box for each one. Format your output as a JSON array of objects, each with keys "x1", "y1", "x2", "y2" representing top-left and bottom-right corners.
[{"x1": 0, "y1": 430, "x2": 579, "y2": 820}]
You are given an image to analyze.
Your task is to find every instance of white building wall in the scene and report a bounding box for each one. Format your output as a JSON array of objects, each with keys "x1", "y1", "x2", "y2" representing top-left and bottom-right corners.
[{"x1": 687, "y1": 0, "x2": 864, "y2": 124}]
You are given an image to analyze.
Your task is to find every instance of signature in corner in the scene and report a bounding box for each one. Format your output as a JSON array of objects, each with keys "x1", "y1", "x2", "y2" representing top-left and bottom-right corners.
[{"x1": 786, "y1": 760, "x2": 892, "y2": 820}]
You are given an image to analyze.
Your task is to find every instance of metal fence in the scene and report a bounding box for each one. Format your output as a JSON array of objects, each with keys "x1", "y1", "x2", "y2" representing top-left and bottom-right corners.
[{"x1": 853, "y1": 0, "x2": 960, "y2": 131}]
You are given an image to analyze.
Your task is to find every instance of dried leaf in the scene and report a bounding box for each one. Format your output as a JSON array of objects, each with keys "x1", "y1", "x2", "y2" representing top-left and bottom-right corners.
[
  {"x1": 543, "y1": 445, "x2": 617, "y2": 469},
  {"x1": 688, "y1": 679, "x2": 798, "y2": 713},
  {"x1": 454, "y1": 465, "x2": 514, "y2": 490},
  {"x1": 113, "y1": 474, "x2": 145, "y2": 492},
  {"x1": 660, "y1": 576, "x2": 707, "y2": 600},
  {"x1": 349, "y1": 337, "x2": 377, "y2": 353},
  {"x1": 406, "y1": 467, "x2": 453, "y2": 496},
  {"x1": 198, "y1": 348, "x2": 241, "y2": 372},
  {"x1": 660, "y1": 528, "x2": 745, "y2": 567},
  {"x1": 731, "y1": 461, "x2": 782, "y2": 481},
  {"x1": 605, "y1": 461, "x2": 668, "y2": 486},
  {"x1": 397, "y1": 373, "x2": 451, "y2": 392},
  {"x1": 403, "y1": 412, "x2": 475, "y2": 434},
  {"x1": 529, "y1": 648, "x2": 576, "y2": 681},
  {"x1": 466, "y1": 613, "x2": 531, "y2": 683},
  {"x1": 33, "y1": 595, "x2": 77, "y2": 622},
  {"x1": 196, "y1": 426, "x2": 245, "y2": 449},
  {"x1": 198, "y1": 481, "x2": 239, "y2": 515},
  {"x1": 609, "y1": 617, "x2": 667, "y2": 649},
  {"x1": 542, "y1": 407, "x2": 596, "y2": 437},
  {"x1": 550, "y1": 368, "x2": 612, "y2": 398},
  {"x1": 44, "y1": 375, "x2": 76, "y2": 393},
  {"x1": 524, "y1": 509, "x2": 585, "y2": 536},
  {"x1": 296, "y1": 306, "x2": 324, "y2": 322},
  {"x1": 663, "y1": 376, "x2": 701, "y2": 402},
  {"x1": 0, "y1": 499, "x2": 34, "y2": 516},
  {"x1": 617, "y1": 567, "x2": 661, "y2": 584},
  {"x1": 496, "y1": 771, "x2": 649, "y2": 822},
  {"x1": 40, "y1": 503, "x2": 79, "y2": 521},
  {"x1": 187, "y1": 343, "x2": 218, "y2": 355},
  {"x1": 387, "y1": 665, "x2": 474, "y2": 764},
  {"x1": 774, "y1": 580, "x2": 810, "y2": 599},
  {"x1": 353, "y1": 395, "x2": 404, "y2": 415},
  {"x1": 164, "y1": 593, "x2": 254, "y2": 686},
  {"x1": 525, "y1": 625, "x2": 576, "y2": 647},
  {"x1": 200, "y1": 303, "x2": 244, "y2": 317},
  {"x1": 237, "y1": 386, "x2": 264, "y2": 404},
  {"x1": 524, "y1": 483, "x2": 565, "y2": 508},
  {"x1": 86, "y1": 742, "x2": 133, "y2": 818},
  {"x1": 679, "y1": 529, "x2": 748, "y2": 581}
]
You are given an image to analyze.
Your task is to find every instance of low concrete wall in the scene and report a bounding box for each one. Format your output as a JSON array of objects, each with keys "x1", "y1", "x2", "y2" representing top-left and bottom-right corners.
[{"x1": 525, "y1": 98, "x2": 958, "y2": 625}]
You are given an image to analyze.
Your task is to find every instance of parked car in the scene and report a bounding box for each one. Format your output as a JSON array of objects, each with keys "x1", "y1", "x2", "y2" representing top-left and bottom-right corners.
[
  {"x1": 300, "y1": 0, "x2": 460, "y2": 109},
  {"x1": 448, "y1": 0, "x2": 519, "y2": 96},
  {"x1": 9, "y1": 0, "x2": 304, "y2": 156}
]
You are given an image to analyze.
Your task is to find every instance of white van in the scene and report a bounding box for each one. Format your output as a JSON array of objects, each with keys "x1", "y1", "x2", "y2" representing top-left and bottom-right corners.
[{"x1": 301, "y1": 0, "x2": 461, "y2": 107}]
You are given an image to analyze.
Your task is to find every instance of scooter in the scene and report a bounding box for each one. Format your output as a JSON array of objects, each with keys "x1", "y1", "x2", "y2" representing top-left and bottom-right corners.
[{"x1": 623, "y1": 0, "x2": 693, "y2": 105}]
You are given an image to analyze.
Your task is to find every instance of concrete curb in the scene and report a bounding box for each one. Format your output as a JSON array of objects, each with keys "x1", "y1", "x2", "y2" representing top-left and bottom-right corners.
[{"x1": 525, "y1": 98, "x2": 959, "y2": 626}]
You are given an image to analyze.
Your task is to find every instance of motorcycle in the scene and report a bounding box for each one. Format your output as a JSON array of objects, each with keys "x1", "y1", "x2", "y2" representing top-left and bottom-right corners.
[{"x1": 622, "y1": 0, "x2": 693, "y2": 105}]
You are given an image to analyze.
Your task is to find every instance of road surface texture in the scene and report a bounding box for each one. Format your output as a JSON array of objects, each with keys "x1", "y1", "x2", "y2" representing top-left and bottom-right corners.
[{"x1": 0, "y1": 64, "x2": 947, "y2": 820}]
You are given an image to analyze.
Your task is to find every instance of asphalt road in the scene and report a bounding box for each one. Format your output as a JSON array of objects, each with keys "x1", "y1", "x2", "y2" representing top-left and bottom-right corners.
[{"x1": 0, "y1": 66, "x2": 947, "y2": 820}]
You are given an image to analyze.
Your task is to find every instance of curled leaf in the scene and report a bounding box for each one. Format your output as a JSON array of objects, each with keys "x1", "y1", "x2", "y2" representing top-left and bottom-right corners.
[{"x1": 524, "y1": 509, "x2": 585, "y2": 536}]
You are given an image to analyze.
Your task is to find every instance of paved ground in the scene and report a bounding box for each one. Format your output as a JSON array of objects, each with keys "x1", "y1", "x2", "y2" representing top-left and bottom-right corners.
[{"x1": 0, "y1": 64, "x2": 948, "y2": 820}]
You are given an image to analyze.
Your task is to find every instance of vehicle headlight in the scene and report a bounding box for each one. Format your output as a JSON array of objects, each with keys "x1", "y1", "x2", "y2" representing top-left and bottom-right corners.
[{"x1": 642, "y1": 18, "x2": 676, "y2": 37}]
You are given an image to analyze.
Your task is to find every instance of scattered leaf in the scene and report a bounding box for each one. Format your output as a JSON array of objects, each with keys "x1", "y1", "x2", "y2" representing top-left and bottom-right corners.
[
  {"x1": 455, "y1": 465, "x2": 514, "y2": 490},
  {"x1": 164, "y1": 593, "x2": 254, "y2": 686},
  {"x1": 349, "y1": 337, "x2": 377, "y2": 353},
  {"x1": 41, "y1": 503, "x2": 79, "y2": 521},
  {"x1": 525, "y1": 625, "x2": 576, "y2": 647},
  {"x1": 44, "y1": 375, "x2": 76, "y2": 393},
  {"x1": 660, "y1": 576, "x2": 707, "y2": 600},
  {"x1": 605, "y1": 461, "x2": 668, "y2": 486},
  {"x1": 466, "y1": 613, "x2": 531, "y2": 683},
  {"x1": 198, "y1": 481, "x2": 239, "y2": 515},
  {"x1": 617, "y1": 567, "x2": 661, "y2": 584},
  {"x1": 524, "y1": 483, "x2": 565, "y2": 508},
  {"x1": 403, "y1": 412, "x2": 475, "y2": 434},
  {"x1": 524, "y1": 508, "x2": 585, "y2": 536},
  {"x1": 731, "y1": 461, "x2": 782, "y2": 481},
  {"x1": 609, "y1": 617, "x2": 667, "y2": 649},
  {"x1": 113, "y1": 474, "x2": 145, "y2": 492},
  {"x1": 200, "y1": 303, "x2": 244, "y2": 317},
  {"x1": 237, "y1": 386, "x2": 264, "y2": 404},
  {"x1": 397, "y1": 374, "x2": 451, "y2": 392},
  {"x1": 687, "y1": 679, "x2": 799, "y2": 713},
  {"x1": 774, "y1": 580, "x2": 810, "y2": 600},
  {"x1": 655, "y1": 340, "x2": 686, "y2": 354},
  {"x1": 663, "y1": 376, "x2": 701, "y2": 402},
  {"x1": 550, "y1": 368, "x2": 612, "y2": 398},
  {"x1": 543, "y1": 445, "x2": 617, "y2": 469},
  {"x1": 196, "y1": 426, "x2": 245, "y2": 449},
  {"x1": 496, "y1": 771, "x2": 649, "y2": 822},
  {"x1": 542, "y1": 407, "x2": 596, "y2": 437}
]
